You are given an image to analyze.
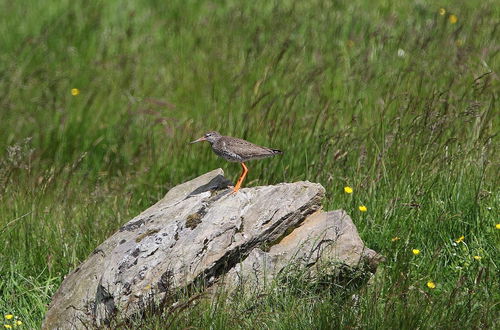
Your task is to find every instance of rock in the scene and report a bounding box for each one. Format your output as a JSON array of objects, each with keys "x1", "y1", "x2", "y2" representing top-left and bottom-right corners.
[
  {"x1": 223, "y1": 210, "x2": 383, "y2": 290},
  {"x1": 43, "y1": 169, "x2": 330, "y2": 329}
]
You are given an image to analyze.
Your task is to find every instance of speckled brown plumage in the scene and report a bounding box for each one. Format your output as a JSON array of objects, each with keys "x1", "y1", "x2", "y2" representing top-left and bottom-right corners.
[{"x1": 190, "y1": 131, "x2": 282, "y2": 192}]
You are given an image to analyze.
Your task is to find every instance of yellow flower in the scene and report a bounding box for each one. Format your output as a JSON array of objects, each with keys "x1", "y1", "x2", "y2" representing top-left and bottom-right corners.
[
  {"x1": 71, "y1": 88, "x2": 80, "y2": 96},
  {"x1": 358, "y1": 205, "x2": 367, "y2": 212},
  {"x1": 496, "y1": 223, "x2": 500, "y2": 229},
  {"x1": 4, "y1": 325, "x2": 12, "y2": 329},
  {"x1": 455, "y1": 39, "x2": 464, "y2": 47},
  {"x1": 454, "y1": 235, "x2": 465, "y2": 243},
  {"x1": 449, "y1": 14, "x2": 458, "y2": 24},
  {"x1": 346, "y1": 40, "x2": 355, "y2": 48},
  {"x1": 473, "y1": 256, "x2": 481, "y2": 260},
  {"x1": 391, "y1": 236, "x2": 400, "y2": 242},
  {"x1": 427, "y1": 281, "x2": 436, "y2": 289},
  {"x1": 412, "y1": 249, "x2": 420, "y2": 255},
  {"x1": 344, "y1": 186, "x2": 353, "y2": 194},
  {"x1": 4, "y1": 315, "x2": 13, "y2": 320},
  {"x1": 439, "y1": 8, "x2": 446, "y2": 16}
]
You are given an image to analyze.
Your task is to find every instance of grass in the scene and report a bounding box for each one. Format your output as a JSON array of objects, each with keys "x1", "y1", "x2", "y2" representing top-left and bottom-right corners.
[{"x1": 0, "y1": 0, "x2": 498, "y2": 328}]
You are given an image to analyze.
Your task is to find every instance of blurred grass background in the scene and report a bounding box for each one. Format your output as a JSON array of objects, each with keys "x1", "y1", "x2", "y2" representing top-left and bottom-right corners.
[{"x1": 0, "y1": 0, "x2": 498, "y2": 328}]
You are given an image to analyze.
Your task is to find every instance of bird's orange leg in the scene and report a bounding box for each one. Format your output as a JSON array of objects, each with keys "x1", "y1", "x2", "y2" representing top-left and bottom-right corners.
[{"x1": 233, "y1": 162, "x2": 248, "y2": 193}]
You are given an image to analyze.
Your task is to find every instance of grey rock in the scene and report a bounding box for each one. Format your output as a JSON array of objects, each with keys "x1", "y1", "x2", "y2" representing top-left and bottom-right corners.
[
  {"x1": 42, "y1": 169, "x2": 327, "y2": 329},
  {"x1": 223, "y1": 210, "x2": 383, "y2": 290}
]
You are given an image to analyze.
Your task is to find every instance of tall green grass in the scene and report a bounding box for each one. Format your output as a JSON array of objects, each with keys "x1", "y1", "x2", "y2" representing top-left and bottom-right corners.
[{"x1": 0, "y1": 0, "x2": 498, "y2": 328}]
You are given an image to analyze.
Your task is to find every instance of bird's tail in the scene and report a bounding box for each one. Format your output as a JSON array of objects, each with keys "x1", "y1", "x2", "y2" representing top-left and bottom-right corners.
[{"x1": 270, "y1": 148, "x2": 283, "y2": 155}]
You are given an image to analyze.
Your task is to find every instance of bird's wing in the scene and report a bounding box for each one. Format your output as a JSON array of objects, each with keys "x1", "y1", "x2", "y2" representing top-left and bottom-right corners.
[{"x1": 223, "y1": 137, "x2": 276, "y2": 160}]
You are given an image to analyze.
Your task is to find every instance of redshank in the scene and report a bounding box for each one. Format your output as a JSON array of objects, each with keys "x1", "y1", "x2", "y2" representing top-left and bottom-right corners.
[{"x1": 190, "y1": 131, "x2": 283, "y2": 192}]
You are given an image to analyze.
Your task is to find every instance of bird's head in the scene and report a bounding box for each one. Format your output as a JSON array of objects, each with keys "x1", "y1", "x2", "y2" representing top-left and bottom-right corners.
[{"x1": 190, "y1": 131, "x2": 221, "y2": 144}]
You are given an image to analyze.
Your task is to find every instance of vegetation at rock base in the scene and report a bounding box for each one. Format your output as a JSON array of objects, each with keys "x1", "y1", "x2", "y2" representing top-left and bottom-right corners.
[{"x1": 0, "y1": 0, "x2": 498, "y2": 328}]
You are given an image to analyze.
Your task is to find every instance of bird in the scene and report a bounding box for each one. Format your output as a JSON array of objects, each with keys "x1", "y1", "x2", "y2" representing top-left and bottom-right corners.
[{"x1": 190, "y1": 131, "x2": 283, "y2": 192}]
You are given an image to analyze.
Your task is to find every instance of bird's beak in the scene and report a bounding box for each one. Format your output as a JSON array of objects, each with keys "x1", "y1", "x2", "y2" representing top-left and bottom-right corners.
[{"x1": 190, "y1": 136, "x2": 207, "y2": 144}]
